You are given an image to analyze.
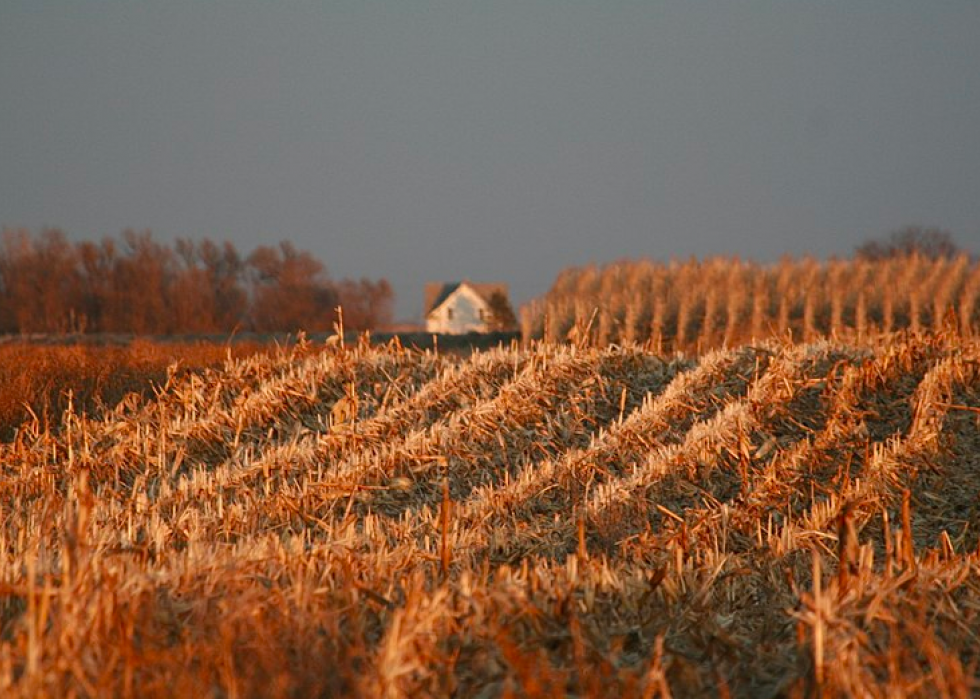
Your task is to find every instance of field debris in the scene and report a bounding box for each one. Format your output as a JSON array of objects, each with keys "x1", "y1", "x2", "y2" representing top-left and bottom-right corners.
[{"x1": 1, "y1": 332, "x2": 980, "y2": 697}]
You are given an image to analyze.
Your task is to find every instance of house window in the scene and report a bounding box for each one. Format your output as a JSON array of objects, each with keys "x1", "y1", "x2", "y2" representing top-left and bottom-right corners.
[
  {"x1": 446, "y1": 308, "x2": 454, "y2": 320},
  {"x1": 478, "y1": 309, "x2": 485, "y2": 321}
]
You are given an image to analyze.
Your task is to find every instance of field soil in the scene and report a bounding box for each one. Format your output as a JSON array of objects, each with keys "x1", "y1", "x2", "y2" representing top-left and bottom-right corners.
[{"x1": 1, "y1": 333, "x2": 979, "y2": 697}]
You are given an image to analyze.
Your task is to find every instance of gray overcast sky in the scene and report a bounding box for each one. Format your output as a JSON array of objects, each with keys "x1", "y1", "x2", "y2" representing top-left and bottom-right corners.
[{"x1": 2, "y1": 2, "x2": 979, "y2": 320}]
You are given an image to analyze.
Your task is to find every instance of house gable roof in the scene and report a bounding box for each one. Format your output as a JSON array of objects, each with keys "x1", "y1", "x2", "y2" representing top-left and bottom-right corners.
[{"x1": 424, "y1": 281, "x2": 509, "y2": 317}]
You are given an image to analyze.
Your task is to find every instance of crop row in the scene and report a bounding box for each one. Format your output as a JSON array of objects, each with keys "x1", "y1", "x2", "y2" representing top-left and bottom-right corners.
[{"x1": 1, "y1": 333, "x2": 978, "y2": 696}]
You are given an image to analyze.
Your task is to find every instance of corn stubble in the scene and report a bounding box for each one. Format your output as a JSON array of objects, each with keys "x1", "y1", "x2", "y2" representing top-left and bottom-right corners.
[{"x1": 2, "y1": 332, "x2": 980, "y2": 697}]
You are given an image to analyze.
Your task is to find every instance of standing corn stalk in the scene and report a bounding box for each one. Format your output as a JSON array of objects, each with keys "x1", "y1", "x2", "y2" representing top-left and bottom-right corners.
[{"x1": 330, "y1": 382, "x2": 359, "y2": 431}]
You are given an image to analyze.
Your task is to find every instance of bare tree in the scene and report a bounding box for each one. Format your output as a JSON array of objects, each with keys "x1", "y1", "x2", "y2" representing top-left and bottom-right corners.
[
  {"x1": 0, "y1": 229, "x2": 394, "y2": 335},
  {"x1": 336, "y1": 278, "x2": 394, "y2": 330},
  {"x1": 247, "y1": 242, "x2": 338, "y2": 332},
  {"x1": 856, "y1": 226, "x2": 962, "y2": 261},
  {"x1": 486, "y1": 291, "x2": 517, "y2": 332}
]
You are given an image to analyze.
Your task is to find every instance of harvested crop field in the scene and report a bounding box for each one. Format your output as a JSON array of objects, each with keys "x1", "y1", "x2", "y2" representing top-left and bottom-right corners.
[
  {"x1": 2, "y1": 333, "x2": 980, "y2": 697},
  {"x1": 0, "y1": 339, "x2": 273, "y2": 441}
]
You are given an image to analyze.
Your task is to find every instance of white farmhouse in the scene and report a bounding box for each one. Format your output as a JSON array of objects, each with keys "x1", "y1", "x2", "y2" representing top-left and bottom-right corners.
[{"x1": 424, "y1": 281, "x2": 510, "y2": 334}]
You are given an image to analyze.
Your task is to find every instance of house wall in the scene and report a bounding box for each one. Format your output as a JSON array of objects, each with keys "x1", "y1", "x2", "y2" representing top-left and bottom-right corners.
[{"x1": 426, "y1": 286, "x2": 490, "y2": 334}]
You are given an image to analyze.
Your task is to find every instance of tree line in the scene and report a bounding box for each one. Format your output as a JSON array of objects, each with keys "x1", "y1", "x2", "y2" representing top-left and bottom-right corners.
[
  {"x1": 0, "y1": 228, "x2": 393, "y2": 335},
  {"x1": 522, "y1": 228, "x2": 978, "y2": 352}
]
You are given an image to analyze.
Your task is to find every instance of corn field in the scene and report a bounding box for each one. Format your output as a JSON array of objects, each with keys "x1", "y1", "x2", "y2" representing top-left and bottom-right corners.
[
  {"x1": 521, "y1": 255, "x2": 980, "y2": 352},
  {"x1": 2, "y1": 331, "x2": 980, "y2": 697}
]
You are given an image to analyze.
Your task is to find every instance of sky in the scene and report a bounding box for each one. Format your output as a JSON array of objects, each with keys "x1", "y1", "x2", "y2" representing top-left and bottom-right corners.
[{"x1": 2, "y1": 2, "x2": 979, "y2": 321}]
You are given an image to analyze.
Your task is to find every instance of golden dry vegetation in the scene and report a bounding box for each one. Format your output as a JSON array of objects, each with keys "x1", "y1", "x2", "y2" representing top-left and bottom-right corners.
[
  {"x1": 2, "y1": 332, "x2": 980, "y2": 697},
  {"x1": 522, "y1": 255, "x2": 980, "y2": 352},
  {"x1": 0, "y1": 340, "x2": 273, "y2": 441}
]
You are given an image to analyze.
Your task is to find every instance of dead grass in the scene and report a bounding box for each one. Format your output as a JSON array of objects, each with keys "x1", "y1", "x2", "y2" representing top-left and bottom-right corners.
[
  {"x1": 1, "y1": 332, "x2": 979, "y2": 697},
  {"x1": 0, "y1": 339, "x2": 271, "y2": 441}
]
